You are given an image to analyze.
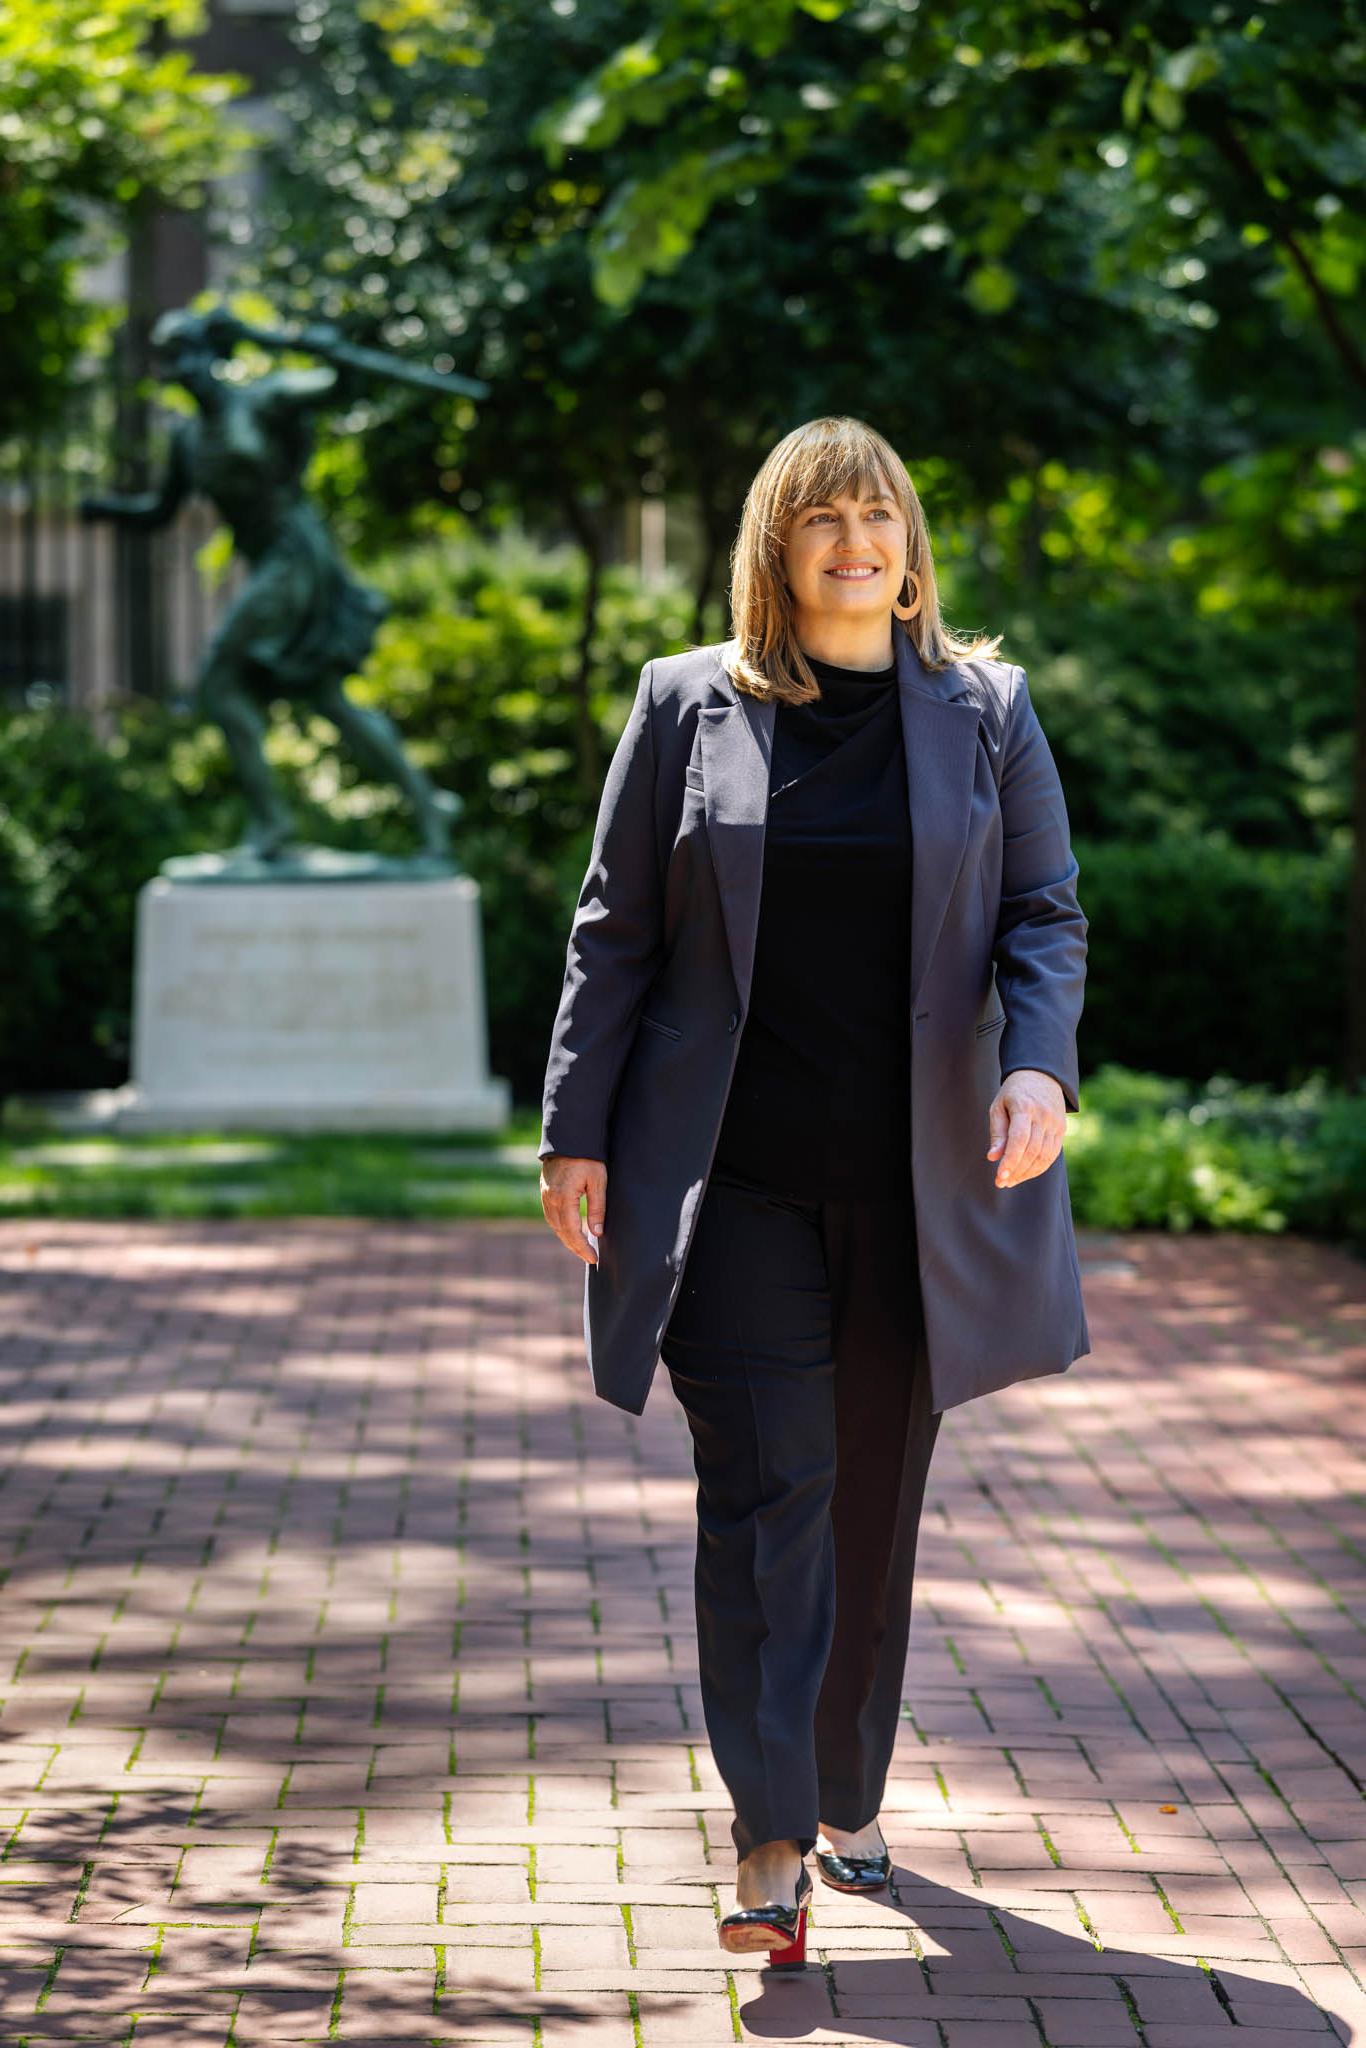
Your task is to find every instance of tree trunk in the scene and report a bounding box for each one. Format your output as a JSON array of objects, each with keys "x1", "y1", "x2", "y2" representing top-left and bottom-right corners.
[
  {"x1": 115, "y1": 192, "x2": 163, "y2": 701},
  {"x1": 691, "y1": 499, "x2": 725, "y2": 646},
  {"x1": 1347, "y1": 566, "x2": 1366, "y2": 1093},
  {"x1": 560, "y1": 493, "x2": 605, "y2": 797}
]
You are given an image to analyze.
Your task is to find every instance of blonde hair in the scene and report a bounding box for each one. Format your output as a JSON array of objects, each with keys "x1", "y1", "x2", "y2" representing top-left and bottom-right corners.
[{"x1": 722, "y1": 415, "x2": 1003, "y2": 704}]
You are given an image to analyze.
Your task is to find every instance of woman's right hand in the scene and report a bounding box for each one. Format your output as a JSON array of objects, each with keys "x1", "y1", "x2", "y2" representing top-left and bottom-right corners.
[{"x1": 539, "y1": 1155, "x2": 607, "y2": 1266}]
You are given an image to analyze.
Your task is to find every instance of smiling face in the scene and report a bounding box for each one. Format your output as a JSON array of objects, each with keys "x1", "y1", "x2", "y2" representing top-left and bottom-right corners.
[
  {"x1": 782, "y1": 473, "x2": 909, "y2": 630},
  {"x1": 728, "y1": 418, "x2": 953, "y2": 698}
]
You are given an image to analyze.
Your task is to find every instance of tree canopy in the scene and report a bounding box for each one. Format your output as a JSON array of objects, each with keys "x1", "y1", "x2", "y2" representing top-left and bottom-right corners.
[{"x1": 0, "y1": 0, "x2": 247, "y2": 436}]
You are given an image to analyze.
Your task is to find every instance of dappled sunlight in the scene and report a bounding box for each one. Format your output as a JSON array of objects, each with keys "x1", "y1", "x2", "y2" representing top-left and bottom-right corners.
[{"x1": 0, "y1": 1219, "x2": 1362, "y2": 2040}]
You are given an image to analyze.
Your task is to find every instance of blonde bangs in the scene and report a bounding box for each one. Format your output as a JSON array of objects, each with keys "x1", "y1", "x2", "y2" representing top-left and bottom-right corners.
[
  {"x1": 723, "y1": 416, "x2": 1003, "y2": 705},
  {"x1": 770, "y1": 433, "x2": 904, "y2": 540}
]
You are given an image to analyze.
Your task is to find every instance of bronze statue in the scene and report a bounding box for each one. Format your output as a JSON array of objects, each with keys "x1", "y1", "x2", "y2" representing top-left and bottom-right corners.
[{"x1": 81, "y1": 307, "x2": 489, "y2": 875}]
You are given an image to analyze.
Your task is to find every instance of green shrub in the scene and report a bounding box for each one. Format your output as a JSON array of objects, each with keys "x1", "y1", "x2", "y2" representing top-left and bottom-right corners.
[
  {"x1": 1068, "y1": 1066, "x2": 1366, "y2": 1252},
  {"x1": 1074, "y1": 833, "x2": 1348, "y2": 1089},
  {"x1": 994, "y1": 597, "x2": 1350, "y2": 857},
  {"x1": 0, "y1": 810, "x2": 54, "y2": 1099},
  {"x1": 0, "y1": 710, "x2": 189, "y2": 1094}
]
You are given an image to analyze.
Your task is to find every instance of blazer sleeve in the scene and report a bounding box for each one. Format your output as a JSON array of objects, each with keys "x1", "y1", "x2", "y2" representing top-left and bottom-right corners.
[
  {"x1": 994, "y1": 664, "x2": 1088, "y2": 1114},
  {"x1": 538, "y1": 659, "x2": 664, "y2": 1162}
]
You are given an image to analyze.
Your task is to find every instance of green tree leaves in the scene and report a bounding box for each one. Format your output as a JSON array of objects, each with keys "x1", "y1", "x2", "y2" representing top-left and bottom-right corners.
[{"x1": 0, "y1": 0, "x2": 248, "y2": 432}]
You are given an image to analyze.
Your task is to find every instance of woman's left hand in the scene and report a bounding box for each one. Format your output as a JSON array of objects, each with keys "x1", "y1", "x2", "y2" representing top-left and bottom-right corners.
[{"x1": 986, "y1": 1069, "x2": 1067, "y2": 1189}]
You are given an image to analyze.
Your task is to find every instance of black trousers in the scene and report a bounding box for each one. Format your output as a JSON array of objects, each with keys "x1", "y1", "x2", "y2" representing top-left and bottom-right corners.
[{"x1": 661, "y1": 1165, "x2": 942, "y2": 1861}]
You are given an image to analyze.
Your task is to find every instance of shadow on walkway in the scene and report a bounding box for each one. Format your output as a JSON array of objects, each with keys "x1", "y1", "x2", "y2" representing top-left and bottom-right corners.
[{"x1": 0, "y1": 1218, "x2": 1361, "y2": 2044}]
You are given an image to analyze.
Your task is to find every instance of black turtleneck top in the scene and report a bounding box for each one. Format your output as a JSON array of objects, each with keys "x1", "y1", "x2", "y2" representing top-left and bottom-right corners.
[{"x1": 710, "y1": 650, "x2": 914, "y2": 1203}]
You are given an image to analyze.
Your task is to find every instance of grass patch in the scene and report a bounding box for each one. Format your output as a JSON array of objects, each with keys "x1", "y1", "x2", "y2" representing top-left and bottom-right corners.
[
  {"x1": 0, "y1": 1107, "x2": 545, "y2": 1220},
  {"x1": 0, "y1": 1071, "x2": 1361, "y2": 1252}
]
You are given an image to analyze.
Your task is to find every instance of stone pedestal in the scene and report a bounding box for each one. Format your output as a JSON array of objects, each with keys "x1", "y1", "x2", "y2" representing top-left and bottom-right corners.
[{"x1": 106, "y1": 874, "x2": 510, "y2": 1131}]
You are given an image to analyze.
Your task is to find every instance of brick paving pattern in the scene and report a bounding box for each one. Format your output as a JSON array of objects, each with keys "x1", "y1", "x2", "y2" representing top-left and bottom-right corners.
[{"x1": 0, "y1": 1217, "x2": 1364, "y2": 2046}]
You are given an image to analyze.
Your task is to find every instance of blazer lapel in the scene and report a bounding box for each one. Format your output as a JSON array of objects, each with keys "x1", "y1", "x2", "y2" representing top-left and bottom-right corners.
[
  {"x1": 896, "y1": 623, "x2": 983, "y2": 1012},
  {"x1": 697, "y1": 691, "x2": 774, "y2": 1012},
  {"x1": 700, "y1": 624, "x2": 982, "y2": 1016}
]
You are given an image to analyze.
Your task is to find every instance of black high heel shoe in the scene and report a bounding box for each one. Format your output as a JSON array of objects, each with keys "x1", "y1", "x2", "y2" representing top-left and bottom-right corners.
[
  {"x1": 814, "y1": 1825, "x2": 891, "y2": 1893},
  {"x1": 718, "y1": 1862, "x2": 813, "y2": 1969}
]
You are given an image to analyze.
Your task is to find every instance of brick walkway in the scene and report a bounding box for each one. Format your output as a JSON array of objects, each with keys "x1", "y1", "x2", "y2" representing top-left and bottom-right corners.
[{"x1": 0, "y1": 1219, "x2": 1364, "y2": 2047}]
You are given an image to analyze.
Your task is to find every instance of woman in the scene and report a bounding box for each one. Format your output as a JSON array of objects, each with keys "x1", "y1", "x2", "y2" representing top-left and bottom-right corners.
[{"x1": 539, "y1": 416, "x2": 1089, "y2": 1969}]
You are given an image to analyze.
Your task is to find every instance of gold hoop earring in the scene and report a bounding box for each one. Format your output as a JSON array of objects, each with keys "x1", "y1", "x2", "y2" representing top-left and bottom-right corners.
[{"x1": 891, "y1": 567, "x2": 923, "y2": 623}]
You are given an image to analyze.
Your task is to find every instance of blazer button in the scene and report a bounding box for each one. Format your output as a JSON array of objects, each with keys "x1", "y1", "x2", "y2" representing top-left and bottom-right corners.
[{"x1": 728, "y1": 1010, "x2": 739, "y2": 1033}]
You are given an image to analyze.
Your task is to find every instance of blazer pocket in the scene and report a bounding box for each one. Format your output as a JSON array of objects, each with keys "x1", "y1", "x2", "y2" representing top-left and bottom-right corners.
[
  {"x1": 975, "y1": 1012, "x2": 1006, "y2": 1035},
  {"x1": 640, "y1": 1014, "x2": 683, "y2": 1041}
]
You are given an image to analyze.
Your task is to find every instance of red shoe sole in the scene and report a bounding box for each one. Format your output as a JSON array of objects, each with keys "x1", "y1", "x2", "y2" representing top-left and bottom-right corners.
[
  {"x1": 718, "y1": 1906, "x2": 807, "y2": 1960},
  {"x1": 766, "y1": 1906, "x2": 808, "y2": 1969}
]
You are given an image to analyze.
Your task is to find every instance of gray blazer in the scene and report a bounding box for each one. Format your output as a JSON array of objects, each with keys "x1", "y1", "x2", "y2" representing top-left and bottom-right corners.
[{"x1": 540, "y1": 620, "x2": 1091, "y2": 1416}]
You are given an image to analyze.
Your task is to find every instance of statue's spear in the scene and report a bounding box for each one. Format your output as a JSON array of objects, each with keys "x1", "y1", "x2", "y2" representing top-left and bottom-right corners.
[{"x1": 201, "y1": 308, "x2": 491, "y2": 399}]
